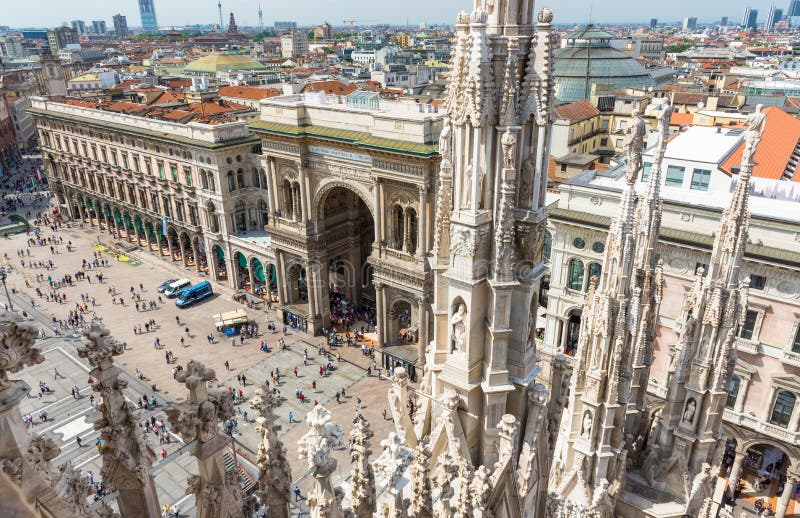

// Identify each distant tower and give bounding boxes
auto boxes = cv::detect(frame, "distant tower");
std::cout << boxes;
[228,12,238,35]
[41,49,67,96]
[258,4,264,33]
[217,1,224,32]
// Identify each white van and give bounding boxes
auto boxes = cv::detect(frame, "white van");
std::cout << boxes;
[164,279,191,298]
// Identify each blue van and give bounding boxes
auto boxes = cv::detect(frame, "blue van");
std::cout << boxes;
[176,281,213,308]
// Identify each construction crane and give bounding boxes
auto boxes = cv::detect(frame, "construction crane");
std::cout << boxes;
[343,19,377,37]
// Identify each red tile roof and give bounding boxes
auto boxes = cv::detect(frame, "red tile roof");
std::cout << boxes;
[218,85,281,101]
[670,112,694,126]
[151,91,186,105]
[554,100,599,123]
[720,107,800,181]
[301,80,357,96]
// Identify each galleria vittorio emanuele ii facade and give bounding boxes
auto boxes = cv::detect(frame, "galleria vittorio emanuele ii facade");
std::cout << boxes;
[3,1,782,517]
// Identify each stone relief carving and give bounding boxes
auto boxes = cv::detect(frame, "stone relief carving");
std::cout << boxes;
[450,227,476,257]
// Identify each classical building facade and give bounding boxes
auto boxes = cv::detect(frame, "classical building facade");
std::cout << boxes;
[248,91,442,349]
[29,96,266,293]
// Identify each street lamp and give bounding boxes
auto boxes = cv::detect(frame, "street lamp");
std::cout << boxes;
[0,267,13,311]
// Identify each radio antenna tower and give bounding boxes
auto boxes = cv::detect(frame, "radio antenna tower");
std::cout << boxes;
[217,1,224,32]
[258,4,264,32]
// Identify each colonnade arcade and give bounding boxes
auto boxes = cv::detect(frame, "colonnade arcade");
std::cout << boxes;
[64,188,208,274]
[721,423,800,518]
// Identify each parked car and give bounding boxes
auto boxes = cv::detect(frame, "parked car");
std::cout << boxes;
[164,279,191,298]
[176,282,213,308]
[157,279,178,293]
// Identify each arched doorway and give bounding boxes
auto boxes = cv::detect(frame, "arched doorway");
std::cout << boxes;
[251,257,266,296]
[564,309,582,357]
[212,244,227,281]
[166,227,180,261]
[179,232,193,267]
[286,263,307,304]
[133,215,145,245]
[195,236,207,273]
[234,251,249,289]
[722,436,796,517]
[112,208,123,237]
[388,299,417,346]
[317,186,375,328]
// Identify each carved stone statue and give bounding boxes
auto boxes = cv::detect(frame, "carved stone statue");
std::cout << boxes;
[450,303,468,352]
[624,101,647,183]
[581,412,593,438]
[501,129,517,170]
[439,117,452,161]
[519,157,536,209]
[686,463,713,515]
[682,399,696,424]
[591,479,615,518]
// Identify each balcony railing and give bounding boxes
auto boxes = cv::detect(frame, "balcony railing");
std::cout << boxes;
[723,408,800,444]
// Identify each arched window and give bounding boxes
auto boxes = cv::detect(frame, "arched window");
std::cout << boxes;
[252,168,260,187]
[567,258,585,291]
[227,171,235,192]
[259,199,269,227]
[408,208,418,254]
[200,170,209,190]
[234,200,247,232]
[726,375,740,409]
[393,205,404,249]
[770,390,796,427]
[236,168,245,189]
[544,231,552,262]
[587,263,602,290]
[207,202,219,232]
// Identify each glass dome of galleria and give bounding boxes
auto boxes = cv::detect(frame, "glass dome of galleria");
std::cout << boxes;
[554,25,655,103]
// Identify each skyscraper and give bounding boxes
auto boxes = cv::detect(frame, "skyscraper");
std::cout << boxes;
[742,7,759,29]
[47,26,78,51]
[91,20,107,35]
[139,0,158,32]
[683,17,698,30]
[650,18,658,29]
[789,0,800,18]
[767,6,784,29]
[112,14,129,37]
[721,16,729,26]
[70,20,86,35]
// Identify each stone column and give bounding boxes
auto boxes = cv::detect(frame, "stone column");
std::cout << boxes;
[179,237,188,267]
[267,157,279,216]
[275,251,287,305]
[765,386,778,421]
[735,377,750,414]
[417,186,427,257]
[166,233,174,261]
[417,297,428,365]
[206,240,219,280]
[248,264,256,292]
[165,361,242,518]
[298,164,308,223]
[308,264,319,321]
[776,475,798,518]
[293,184,302,222]
[727,451,746,498]
[193,240,201,272]
[373,178,383,246]
[77,323,161,518]
[375,283,385,346]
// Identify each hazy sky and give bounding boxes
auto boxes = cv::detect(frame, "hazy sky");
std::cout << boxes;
[4,0,785,28]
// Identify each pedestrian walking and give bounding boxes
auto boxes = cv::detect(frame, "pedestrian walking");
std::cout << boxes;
[53,368,64,379]
[76,436,82,447]
[288,411,294,424]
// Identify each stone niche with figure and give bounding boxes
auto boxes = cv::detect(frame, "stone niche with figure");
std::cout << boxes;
[440,292,488,388]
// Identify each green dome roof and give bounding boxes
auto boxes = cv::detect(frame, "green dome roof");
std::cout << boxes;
[554,25,654,103]
[185,54,266,73]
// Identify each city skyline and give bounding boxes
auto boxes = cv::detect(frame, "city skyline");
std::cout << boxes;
[1,0,793,29]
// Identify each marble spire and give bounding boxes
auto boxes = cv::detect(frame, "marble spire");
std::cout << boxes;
[547,97,668,517]
[649,105,763,511]
[297,405,344,518]
[77,323,160,517]
[249,387,291,518]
